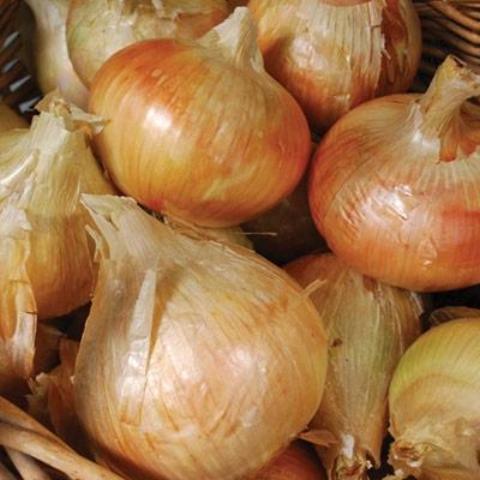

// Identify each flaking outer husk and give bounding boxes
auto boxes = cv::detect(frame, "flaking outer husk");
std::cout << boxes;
[388,319,480,480]
[285,253,423,480]
[75,194,327,480]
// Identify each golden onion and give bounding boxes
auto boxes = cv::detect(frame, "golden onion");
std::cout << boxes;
[89,8,311,227]
[74,194,327,480]
[309,56,480,292]
[67,0,230,87]
[26,0,89,108]
[286,253,422,479]
[248,0,422,132]
[389,318,480,479]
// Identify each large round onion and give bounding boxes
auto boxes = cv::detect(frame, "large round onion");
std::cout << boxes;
[74,194,328,480]
[66,0,230,87]
[309,56,480,292]
[248,0,422,132]
[89,8,311,227]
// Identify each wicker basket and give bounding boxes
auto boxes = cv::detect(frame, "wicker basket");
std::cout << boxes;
[414,0,480,91]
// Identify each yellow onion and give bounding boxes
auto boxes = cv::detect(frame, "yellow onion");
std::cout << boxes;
[74,194,327,480]
[242,174,327,265]
[67,0,230,87]
[0,396,124,480]
[0,94,113,319]
[89,8,311,227]
[0,103,28,132]
[309,56,480,292]
[256,442,326,480]
[388,318,480,480]
[25,0,89,108]
[0,94,113,393]
[248,0,422,132]
[285,253,422,480]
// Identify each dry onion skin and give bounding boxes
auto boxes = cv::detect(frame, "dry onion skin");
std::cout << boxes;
[0,103,28,132]
[25,0,89,108]
[66,0,230,87]
[427,306,480,327]
[0,94,113,321]
[309,56,480,292]
[248,0,422,132]
[89,7,311,228]
[388,318,480,480]
[285,253,422,480]
[256,442,326,480]
[74,194,327,480]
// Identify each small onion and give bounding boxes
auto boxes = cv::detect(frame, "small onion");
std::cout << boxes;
[388,318,480,479]
[66,0,230,87]
[74,194,327,480]
[309,56,480,292]
[242,173,327,265]
[285,253,422,479]
[248,0,422,132]
[89,8,311,227]
[25,0,89,108]
[256,442,326,480]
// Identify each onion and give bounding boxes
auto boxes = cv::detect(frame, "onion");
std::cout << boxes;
[25,0,89,108]
[285,253,422,479]
[248,0,422,132]
[74,194,327,480]
[257,442,326,479]
[388,318,480,479]
[242,174,327,265]
[309,56,480,292]
[67,0,230,87]
[0,103,28,132]
[0,94,113,394]
[89,8,311,227]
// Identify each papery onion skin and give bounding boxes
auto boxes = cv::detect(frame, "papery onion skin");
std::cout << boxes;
[25,0,89,108]
[242,174,328,265]
[248,0,422,132]
[285,253,422,480]
[256,442,326,480]
[74,194,328,480]
[67,0,230,87]
[309,56,480,292]
[0,104,28,132]
[388,318,480,480]
[0,95,114,320]
[89,8,311,227]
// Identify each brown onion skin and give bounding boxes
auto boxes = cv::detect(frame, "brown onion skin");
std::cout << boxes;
[256,442,326,480]
[242,175,328,265]
[248,0,422,132]
[89,29,311,227]
[309,58,480,292]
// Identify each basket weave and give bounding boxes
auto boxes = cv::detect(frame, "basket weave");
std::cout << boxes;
[414,0,480,91]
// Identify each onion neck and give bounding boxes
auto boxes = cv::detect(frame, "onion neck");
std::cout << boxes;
[419,56,480,138]
[199,7,264,72]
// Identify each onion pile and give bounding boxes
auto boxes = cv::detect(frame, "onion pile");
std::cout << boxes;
[1,3,479,480]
